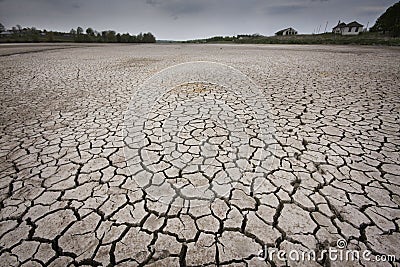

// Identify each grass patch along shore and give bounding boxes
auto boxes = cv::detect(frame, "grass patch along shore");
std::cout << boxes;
[185,32,400,46]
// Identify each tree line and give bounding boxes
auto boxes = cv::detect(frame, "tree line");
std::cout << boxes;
[0,24,156,43]
[69,27,156,43]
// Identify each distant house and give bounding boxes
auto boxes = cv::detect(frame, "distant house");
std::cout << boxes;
[275,27,298,36]
[237,34,263,40]
[237,34,252,40]
[332,21,364,35]
[0,31,13,36]
[332,22,346,34]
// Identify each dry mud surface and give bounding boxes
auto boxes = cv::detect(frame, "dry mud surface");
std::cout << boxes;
[0,44,399,266]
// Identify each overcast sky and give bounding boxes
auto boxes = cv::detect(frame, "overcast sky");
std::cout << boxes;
[0,0,397,40]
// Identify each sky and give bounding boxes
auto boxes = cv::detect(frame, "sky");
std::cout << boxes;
[0,0,397,40]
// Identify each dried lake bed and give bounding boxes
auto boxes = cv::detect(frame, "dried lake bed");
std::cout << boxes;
[0,43,399,266]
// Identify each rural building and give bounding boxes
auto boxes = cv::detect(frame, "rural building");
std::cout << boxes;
[0,31,13,36]
[275,27,298,36]
[332,22,346,34]
[332,21,364,35]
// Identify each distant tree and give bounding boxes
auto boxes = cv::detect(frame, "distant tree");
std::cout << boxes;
[76,26,83,35]
[142,32,156,43]
[12,26,17,33]
[86,27,94,36]
[0,23,5,33]
[16,24,22,32]
[129,34,138,43]
[252,33,262,38]
[100,30,117,42]
[106,30,116,42]
[370,1,400,36]
[70,28,77,35]
[137,32,143,42]
[121,33,130,42]
[46,31,54,42]
[29,27,39,42]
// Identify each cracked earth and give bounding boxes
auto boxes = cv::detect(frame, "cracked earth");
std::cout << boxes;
[0,44,399,266]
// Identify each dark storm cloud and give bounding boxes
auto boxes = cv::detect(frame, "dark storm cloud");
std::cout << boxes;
[71,3,81,9]
[37,0,83,10]
[145,0,208,19]
[0,0,397,40]
[265,3,308,14]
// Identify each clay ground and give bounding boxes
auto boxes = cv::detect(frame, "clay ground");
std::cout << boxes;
[0,43,399,266]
